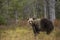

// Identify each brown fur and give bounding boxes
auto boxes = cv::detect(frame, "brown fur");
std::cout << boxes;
[28,18,54,36]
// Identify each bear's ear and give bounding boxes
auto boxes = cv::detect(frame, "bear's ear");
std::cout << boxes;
[33,17,36,20]
[26,18,29,20]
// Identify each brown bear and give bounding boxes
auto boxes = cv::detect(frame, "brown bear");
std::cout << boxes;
[28,18,54,36]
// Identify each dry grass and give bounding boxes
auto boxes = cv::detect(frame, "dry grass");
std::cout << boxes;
[54,19,60,27]
[54,19,60,40]
[0,19,60,40]
[0,26,56,40]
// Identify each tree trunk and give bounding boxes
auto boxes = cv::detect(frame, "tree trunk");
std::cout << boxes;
[43,0,47,18]
[44,0,56,22]
[48,0,56,22]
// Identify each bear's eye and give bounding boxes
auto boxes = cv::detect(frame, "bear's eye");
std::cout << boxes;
[29,20,33,22]
[29,21,33,24]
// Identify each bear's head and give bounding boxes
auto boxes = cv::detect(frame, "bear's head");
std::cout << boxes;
[27,18,34,25]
